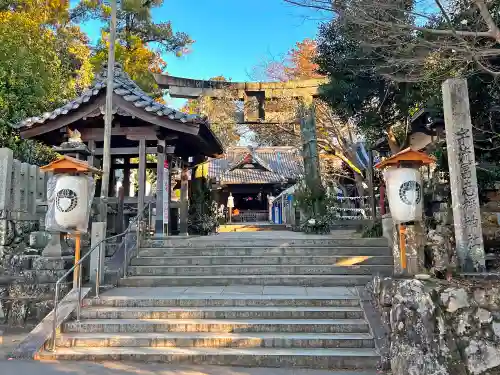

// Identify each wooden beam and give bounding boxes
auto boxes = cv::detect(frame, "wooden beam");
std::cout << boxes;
[94,147,157,156]
[113,95,199,135]
[20,96,106,139]
[112,162,156,169]
[80,126,158,141]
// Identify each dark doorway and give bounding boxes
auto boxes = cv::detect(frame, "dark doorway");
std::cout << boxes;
[234,192,266,211]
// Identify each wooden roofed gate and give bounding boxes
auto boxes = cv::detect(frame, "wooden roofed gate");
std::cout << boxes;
[12,63,224,237]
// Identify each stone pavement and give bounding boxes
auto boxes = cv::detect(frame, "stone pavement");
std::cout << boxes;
[0,360,379,375]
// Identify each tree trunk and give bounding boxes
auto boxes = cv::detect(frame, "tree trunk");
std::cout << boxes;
[354,173,365,197]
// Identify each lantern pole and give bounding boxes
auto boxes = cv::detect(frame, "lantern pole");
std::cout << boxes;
[72,232,81,288]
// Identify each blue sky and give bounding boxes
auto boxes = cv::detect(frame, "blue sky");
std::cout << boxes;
[81,1,324,80]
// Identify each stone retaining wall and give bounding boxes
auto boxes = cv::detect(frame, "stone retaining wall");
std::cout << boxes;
[0,254,73,326]
[369,276,500,375]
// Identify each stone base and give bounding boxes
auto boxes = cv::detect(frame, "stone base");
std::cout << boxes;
[42,233,62,257]
[381,214,393,245]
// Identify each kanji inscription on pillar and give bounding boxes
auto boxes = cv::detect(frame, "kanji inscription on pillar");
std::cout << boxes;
[442,78,485,271]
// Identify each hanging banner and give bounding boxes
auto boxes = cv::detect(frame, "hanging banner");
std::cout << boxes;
[163,159,170,232]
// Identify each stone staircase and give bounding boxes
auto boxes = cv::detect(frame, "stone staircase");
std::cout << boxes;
[38,232,391,370]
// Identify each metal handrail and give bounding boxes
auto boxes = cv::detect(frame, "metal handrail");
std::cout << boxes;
[49,201,153,352]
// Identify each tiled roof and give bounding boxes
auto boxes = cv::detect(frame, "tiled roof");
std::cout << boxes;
[209,146,303,185]
[13,64,205,130]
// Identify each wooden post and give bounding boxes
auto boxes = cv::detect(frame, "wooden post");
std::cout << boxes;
[138,139,146,220]
[399,224,407,271]
[116,186,124,233]
[100,0,117,206]
[123,158,131,197]
[155,140,165,236]
[163,155,171,235]
[73,232,81,288]
[87,140,96,170]
[179,166,189,235]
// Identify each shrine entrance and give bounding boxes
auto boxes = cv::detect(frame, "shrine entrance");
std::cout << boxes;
[206,146,302,223]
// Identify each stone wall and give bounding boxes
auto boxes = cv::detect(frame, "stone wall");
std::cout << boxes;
[369,276,500,375]
[0,148,75,326]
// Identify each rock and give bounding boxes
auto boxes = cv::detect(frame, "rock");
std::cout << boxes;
[464,339,500,375]
[370,277,500,375]
[441,288,470,312]
[473,289,487,306]
[28,231,50,249]
[476,308,492,324]
[391,342,450,375]
[380,278,394,307]
[456,311,473,336]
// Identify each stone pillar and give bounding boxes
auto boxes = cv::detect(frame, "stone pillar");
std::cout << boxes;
[19,163,30,216]
[392,224,402,274]
[0,149,13,256]
[42,232,62,257]
[90,222,106,285]
[442,78,485,271]
[405,223,425,275]
[28,165,38,217]
[179,166,189,235]
[155,140,165,236]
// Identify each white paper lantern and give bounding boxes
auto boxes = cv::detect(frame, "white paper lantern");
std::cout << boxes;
[54,175,90,229]
[384,167,423,223]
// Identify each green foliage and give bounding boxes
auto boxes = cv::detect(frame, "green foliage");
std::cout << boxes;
[91,32,167,99]
[293,181,326,217]
[188,177,219,235]
[360,221,383,238]
[180,76,240,148]
[0,8,90,165]
[116,0,192,54]
[315,20,413,146]
[299,216,331,234]
[315,0,500,167]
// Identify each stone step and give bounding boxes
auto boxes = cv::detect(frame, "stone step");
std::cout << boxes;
[143,238,388,248]
[85,293,361,308]
[139,246,390,257]
[77,306,365,320]
[56,331,374,349]
[63,318,370,334]
[118,275,376,287]
[37,346,379,369]
[127,264,392,277]
[131,255,393,266]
